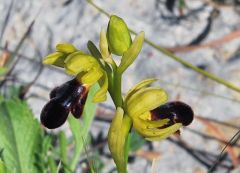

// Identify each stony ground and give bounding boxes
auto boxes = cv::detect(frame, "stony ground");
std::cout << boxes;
[1,0,240,172]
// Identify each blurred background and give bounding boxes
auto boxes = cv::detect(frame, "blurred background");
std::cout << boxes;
[1,0,240,172]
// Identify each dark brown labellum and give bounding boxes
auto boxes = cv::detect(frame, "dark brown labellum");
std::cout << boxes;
[71,87,88,118]
[49,86,59,99]
[40,78,88,129]
[151,101,194,127]
[40,98,70,129]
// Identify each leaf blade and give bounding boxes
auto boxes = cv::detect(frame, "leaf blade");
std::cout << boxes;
[0,98,42,173]
[68,84,99,170]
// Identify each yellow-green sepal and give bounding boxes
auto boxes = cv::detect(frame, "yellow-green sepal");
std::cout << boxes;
[133,117,170,129]
[108,107,132,173]
[93,71,108,103]
[56,43,77,54]
[125,78,157,103]
[126,87,168,118]
[100,28,110,60]
[42,52,65,67]
[87,40,113,74]
[144,123,182,141]
[64,52,100,75]
[100,29,115,65]
[80,67,103,85]
[107,15,132,56]
[134,122,182,141]
[118,32,145,74]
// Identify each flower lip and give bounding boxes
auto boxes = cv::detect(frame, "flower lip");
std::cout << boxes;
[151,101,194,127]
[71,87,88,118]
[40,98,70,129]
[41,78,88,129]
[49,79,83,100]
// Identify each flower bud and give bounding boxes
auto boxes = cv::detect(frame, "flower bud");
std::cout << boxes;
[107,15,132,56]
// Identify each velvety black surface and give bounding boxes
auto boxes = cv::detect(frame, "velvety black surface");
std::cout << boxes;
[40,78,88,129]
[151,101,194,127]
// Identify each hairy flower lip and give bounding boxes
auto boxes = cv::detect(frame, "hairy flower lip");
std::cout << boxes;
[40,98,70,129]
[70,86,88,118]
[151,101,194,127]
[40,78,89,129]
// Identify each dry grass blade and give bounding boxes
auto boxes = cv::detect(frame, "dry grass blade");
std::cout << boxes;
[135,150,161,161]
[0,0,14,44]
[197,118,239,170]
[196,116,240,129]
[0,43,10,67]
[208,129,240,172]
[167,29,240,53]
[5,20,35,67]
[151,158,158,173]
[0,20,35,88]
[158,79,240,104]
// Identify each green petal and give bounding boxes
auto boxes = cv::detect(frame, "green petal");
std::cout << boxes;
[144,124,182,141]
[93,71,108,103]
[125,78,157,103]
[134,123,182,140]
[64,52,99,75]
[99,29,116,66]
[107,15,132,56]
[126,87,168,118]
[81,67,103,85]
[56,43,77,54]
[100,28,110,59]
[133,117,170,129]
[118,31,145,74]
[42,52,65,67]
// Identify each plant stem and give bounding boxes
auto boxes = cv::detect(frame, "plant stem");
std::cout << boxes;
[87,0,240,93]
[112,70,123,108]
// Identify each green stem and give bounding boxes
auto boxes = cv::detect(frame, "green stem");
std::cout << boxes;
[112,70,123,108]
[87,0,240,93]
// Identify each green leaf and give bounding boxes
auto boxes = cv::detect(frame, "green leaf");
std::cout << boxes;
[35,135,53,173]
[129,131,146,152]
[87,41,103,60]
[0,98,43,173]
[59,131,70,173]
[68,84,99,170]
[0,160,6,173]
[48,157,57,173]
